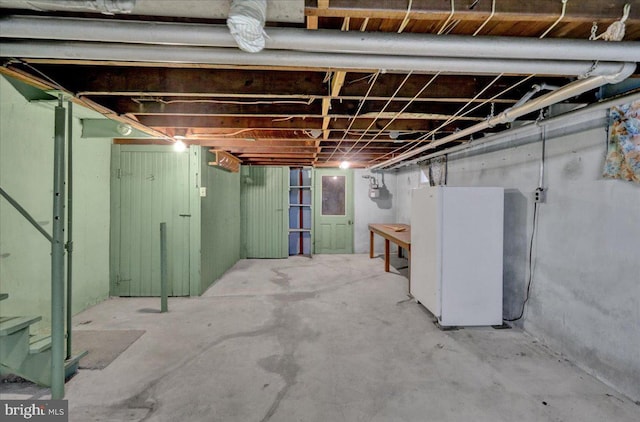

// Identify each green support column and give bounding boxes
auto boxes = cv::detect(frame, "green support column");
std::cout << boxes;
[51,97,66,399]
[160,222,168,313]
[66,101,73,360]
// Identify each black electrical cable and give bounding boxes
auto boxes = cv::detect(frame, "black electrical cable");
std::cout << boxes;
[505,200,539,322]
[505,110,547,323]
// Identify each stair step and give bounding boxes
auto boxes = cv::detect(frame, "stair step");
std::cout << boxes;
[0,316,42,336]
[29,334,52,354]
[65,350,89,380]
[0,293,8,301]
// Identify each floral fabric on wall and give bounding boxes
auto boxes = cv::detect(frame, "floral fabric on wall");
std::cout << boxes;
[603,100,640,183]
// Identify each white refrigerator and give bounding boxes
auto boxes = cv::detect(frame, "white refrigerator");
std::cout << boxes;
[410,186,504,327]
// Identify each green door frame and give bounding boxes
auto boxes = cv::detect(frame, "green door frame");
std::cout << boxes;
[313,168,354,254]
[110,145,201,296]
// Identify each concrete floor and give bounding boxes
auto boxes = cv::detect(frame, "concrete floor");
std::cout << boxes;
[1,254,638,421]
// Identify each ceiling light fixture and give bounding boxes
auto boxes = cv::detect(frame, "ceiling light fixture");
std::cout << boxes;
[309,129,322,138]
[173,140,187,152]
[339,161,350,169]
[116,122,132,136]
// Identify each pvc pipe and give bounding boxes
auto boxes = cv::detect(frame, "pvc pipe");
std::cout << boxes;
[0,40,631,77]
[370,62,636,169]
[1,15,639,62]
[51,97,66,400]
[512,84,559,108]
[400,90,640,168]
[394,90,640,168]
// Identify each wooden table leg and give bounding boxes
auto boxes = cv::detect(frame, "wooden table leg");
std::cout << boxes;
[369,230,374,258]
[397,246,403,258]
[384,239,390,272]
[407,249,411,295]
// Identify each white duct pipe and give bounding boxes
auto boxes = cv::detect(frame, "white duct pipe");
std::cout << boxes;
[1,15,639,62]
[0,40,632,78]
[0,0,135,14]
[369,62,637,170]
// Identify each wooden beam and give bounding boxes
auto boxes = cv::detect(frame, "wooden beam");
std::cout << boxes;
[30,65,546,101]
[237,153,316,158]
[140,115,323,129]
[200,139,317,148]
[87,98,498,121]
[314,161,368,168]
[33,65,329,97]
[331,71,347,97]
[141,115,472,132]
[318,152,384,159]
[307,15,319,30]
[305,0,640,23]
[318,70,348,162]
[340,73,548,100]
[99,98,321,115]
[212,147,319,154]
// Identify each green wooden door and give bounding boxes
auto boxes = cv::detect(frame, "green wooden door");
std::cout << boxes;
[240,166,289,258]
[111,146,191,296]
[313,169,354,254]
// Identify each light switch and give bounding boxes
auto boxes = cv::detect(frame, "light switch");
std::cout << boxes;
[199,187,207,197]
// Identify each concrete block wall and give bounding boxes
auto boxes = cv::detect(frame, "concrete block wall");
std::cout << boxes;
[0,76,111,333]
[396,115,640,401]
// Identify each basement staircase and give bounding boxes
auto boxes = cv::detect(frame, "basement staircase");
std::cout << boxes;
[0,293,87,386]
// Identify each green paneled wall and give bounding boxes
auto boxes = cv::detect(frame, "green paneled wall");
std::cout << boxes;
[240,166,289,258]
[200,150,241,292]
[0,76,111,333]
[110,146,191,297]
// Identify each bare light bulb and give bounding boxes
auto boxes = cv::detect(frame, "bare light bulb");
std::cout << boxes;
[339,161,350,169]
[173,140,186,152]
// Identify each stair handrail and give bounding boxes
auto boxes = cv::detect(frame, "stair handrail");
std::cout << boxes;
[0,186,53,243]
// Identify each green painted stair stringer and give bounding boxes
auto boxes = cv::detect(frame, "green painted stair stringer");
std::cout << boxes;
[0,308,87,387]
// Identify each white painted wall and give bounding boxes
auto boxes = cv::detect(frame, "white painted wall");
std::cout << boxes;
[353,169,398,254]
[395,168,423,224]
[0,76,111,333]
[396,108,640,401]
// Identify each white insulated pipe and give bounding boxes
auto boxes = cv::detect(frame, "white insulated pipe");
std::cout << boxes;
[0,0,135,14]
[0,40,632,78]
[369,62,637,170]
[1,15,639,63]
[393,91,640,170]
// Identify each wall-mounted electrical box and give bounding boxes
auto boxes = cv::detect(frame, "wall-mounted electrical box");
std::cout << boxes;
[364,174,380,199]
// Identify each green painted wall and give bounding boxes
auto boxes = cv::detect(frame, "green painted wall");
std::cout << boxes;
[200,149,241,292]
[0,76,111,334]
[240,166,289,258]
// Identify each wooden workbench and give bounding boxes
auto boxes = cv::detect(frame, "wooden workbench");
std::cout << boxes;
[368,223,411,275]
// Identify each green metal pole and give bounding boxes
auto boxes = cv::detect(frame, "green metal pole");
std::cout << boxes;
[160,222,168,313]
[51,96,66,399]
[66,101,73,360]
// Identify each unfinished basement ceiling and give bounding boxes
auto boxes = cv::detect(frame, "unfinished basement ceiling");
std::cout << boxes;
[1,0,639,168]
